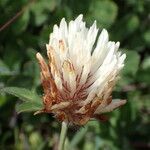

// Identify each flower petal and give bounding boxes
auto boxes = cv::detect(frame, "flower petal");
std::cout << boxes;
[95,99,127,114]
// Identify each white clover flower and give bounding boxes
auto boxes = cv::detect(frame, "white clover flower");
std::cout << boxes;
[36,14,126,125]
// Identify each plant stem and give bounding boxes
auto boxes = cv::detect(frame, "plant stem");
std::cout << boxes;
[58,121,68,150]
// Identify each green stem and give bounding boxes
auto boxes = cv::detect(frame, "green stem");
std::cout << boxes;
[58,121,68,150]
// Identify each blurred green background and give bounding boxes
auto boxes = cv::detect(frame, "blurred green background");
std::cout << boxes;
[0,0,150,149]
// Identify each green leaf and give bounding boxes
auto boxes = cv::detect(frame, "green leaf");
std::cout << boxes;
[30,0,57,26]
[0,87,43,113]
[122,50,140,76]
[141,56,150,70]
[88,0,118,28]
[143,30,150,46]
[29,132,45,150]
[16,101,43,113]
[0,59,12,76]
[0,95,7,107]
[136,56,150,84]
[111,14,139,41]
[12,9,30,34]
[117,50,140,86]
[0,87,42,104]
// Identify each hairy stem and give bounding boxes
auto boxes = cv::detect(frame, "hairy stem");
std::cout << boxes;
[58,121,68,150]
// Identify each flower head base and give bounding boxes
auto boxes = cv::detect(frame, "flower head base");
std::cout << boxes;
[36,15,126,125]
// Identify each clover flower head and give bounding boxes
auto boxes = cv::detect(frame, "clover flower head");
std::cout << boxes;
[36,14,126,125]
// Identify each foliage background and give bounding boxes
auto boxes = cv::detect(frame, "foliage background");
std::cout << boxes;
[0,0,149,149]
